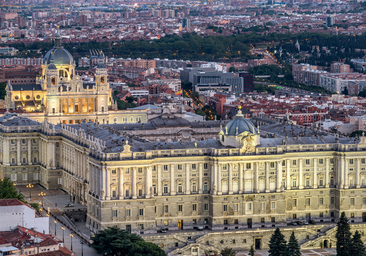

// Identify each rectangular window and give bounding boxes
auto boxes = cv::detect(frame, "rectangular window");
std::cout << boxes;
[164,205,169,213]
[223,205,228,212]
[204,203,209,211]
[351,198,355,206]
[178,205,183,212]
[282,160,286,166]
[247,203,252,211]
[292,180,297,187]
[193,219,197,224]
[351,213,355,218]
[192,204,197,211]
[350,159,354,165]
[204,163,208,169]
[139,208,144,216]
[192,183,197,192]
[112,210,118,218]
[234,203,238,212]
[330,158,334,164]
[305,198,311,206]
[292,199,297,207]
[261,217,265,223]
[270,162,275,168]
[271,202,276,210]
[33,173,39,180]
[57,178,62,185]
[293,214,297,219]
[246,163,251,169]
[363,198,366,205]
[223,164,227,170]
[125,168,129,174]
[293,160,297,166]
[362,159,365,164]
[178,164,182,170]
[319,198,324,205]
[318,159,323,164]
[331,197,335,205]
[163,186,168,194]
[23,173,27,180]
[261,202,265,211]
[112,169,116,174]
[320,212,324,218]
[306,159,310,165]
[192,164,196,169]
[138,167,143,173]
[11,173,17,181]
[126,209,131,217]
[138,189,142,197]
[163,165,168,171]
[125,190,130,197]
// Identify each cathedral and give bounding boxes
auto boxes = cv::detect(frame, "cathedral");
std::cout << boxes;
[4,28,147,125]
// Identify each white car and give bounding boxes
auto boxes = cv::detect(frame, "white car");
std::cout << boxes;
[196,226,204,231]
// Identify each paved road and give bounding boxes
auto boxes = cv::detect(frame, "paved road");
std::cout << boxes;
[49,215,100,256]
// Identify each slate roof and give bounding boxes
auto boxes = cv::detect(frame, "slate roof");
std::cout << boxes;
[11,84,42,91]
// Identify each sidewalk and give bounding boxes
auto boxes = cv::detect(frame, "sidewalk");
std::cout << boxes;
[236,248,336,256]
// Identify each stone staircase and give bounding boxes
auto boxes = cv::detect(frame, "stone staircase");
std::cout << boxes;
[168,232,219,256]
[301,225,337,249]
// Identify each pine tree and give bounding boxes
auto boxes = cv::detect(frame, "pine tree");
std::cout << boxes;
[349,231,366,256]
[249,245,255,256]
[287,231,301,256]
[268,228,287,256]
[336,212,351,256]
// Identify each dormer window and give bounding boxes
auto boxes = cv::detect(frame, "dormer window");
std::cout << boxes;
[221,134,225,142]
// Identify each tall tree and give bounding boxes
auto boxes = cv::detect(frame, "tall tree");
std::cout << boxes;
[336,212,351,256]
[349,230,366,256]
[91,227,166,256]
[220,247,236,256]
[287,231,301,256]
[0,178,25,202]
[268,228,287,256]
[248,245,255,256]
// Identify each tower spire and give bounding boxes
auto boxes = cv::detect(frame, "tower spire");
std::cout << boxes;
[55,26,62,48]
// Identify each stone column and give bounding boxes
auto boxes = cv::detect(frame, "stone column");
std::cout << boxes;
[73,99,76,113]
[344,157,348,189]
[286,159,291,190]
[254,162,259,193]
[3,138,9,165]
[313,159,317,188]
[325,158,330,188]
[265,162,270,193]
[299,159,303,189]
[101,166,105,200]
[339,157,344,188]
[146,167,151,198]
[67,98,69,113]
[228,163,233,195]
[276,161,282,192]
[132,167,137,199]
[199,163,203,194]
[157,165,162,196]
[185,163,190,195]
[119,168,123,199]
[356,158,361,188]
[28,139,32,165]
[239,163,243,194]
[17,139,21,165]
[211,162,217,195]
[87,98,89,113]
[105,167,110,200]
[217,164,222,195]
[170,164,175,196]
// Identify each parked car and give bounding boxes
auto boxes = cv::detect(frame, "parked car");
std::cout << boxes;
[196,226,204,231]
[303,221,309,225]
[64,203,74,207]
[296,221,304,225]
[309,220,316,224]
[159,228,167,233]
[290,222,298,226]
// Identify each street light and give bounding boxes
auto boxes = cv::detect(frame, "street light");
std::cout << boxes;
[38,192,46,207]
[26,183,34,199]
[62,227,65,243]
[54,220,57,236]
[70,233,74,251]
[80,241,84,256]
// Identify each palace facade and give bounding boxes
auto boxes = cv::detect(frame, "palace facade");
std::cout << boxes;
[4,29,147,125]
[1,108,366,254]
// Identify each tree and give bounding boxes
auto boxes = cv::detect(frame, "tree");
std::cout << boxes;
[0,178,26,202]
[349,230,366,256]
[336,212,351,256]
[268,228,287,256]
[248,245,255,256]
[91,227,166,256]
[287,231,301,256]
[220,247,236,256]
[358,89,366,97]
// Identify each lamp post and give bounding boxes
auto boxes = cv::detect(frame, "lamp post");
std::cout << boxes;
[80,241,84,256]
[54,220,57,236]
[70,233,73,251]
[62,227,65,243]
[26,183,34,200]
[38,192,46,207]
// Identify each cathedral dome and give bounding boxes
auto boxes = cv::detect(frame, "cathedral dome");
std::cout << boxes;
[223,108,259,136]
[44,48,73,65]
